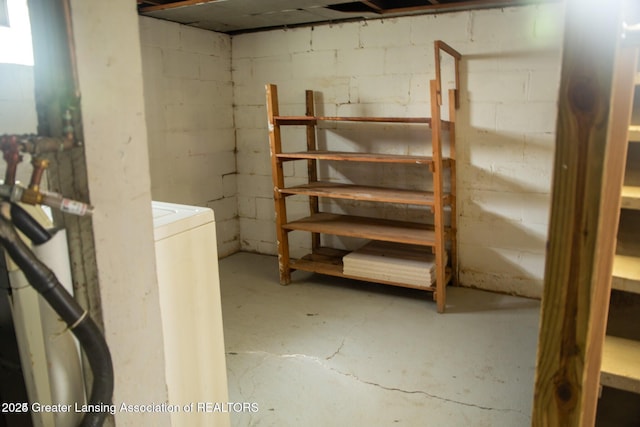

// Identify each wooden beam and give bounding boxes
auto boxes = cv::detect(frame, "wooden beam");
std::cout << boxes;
[138,0,220,13]
[531,0,634,426]
[359,1,384,13]
[381,0,561,15]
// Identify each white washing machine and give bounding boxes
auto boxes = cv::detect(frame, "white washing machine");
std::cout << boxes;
[152,201,230,427]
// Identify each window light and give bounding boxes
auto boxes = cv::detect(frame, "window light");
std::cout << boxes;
[0,0,33,66]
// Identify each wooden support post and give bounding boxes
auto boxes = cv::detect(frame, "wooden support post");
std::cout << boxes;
[434,40,461,108]
[448,88,458,286]
[532,1,634,425]
[266,84,292,284]
[430,79,446,313]
[305,90,321,251]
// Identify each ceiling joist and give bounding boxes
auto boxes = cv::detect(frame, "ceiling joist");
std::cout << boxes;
[137,0,559,34]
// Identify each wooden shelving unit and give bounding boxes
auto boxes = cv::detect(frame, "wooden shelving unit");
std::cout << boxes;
[601,336,640,394]
[600,66,640,395]
[265,40,460,313]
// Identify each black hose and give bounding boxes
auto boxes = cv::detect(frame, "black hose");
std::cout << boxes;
[0,211,113,427]
[41,284,113,427]
[10,203,52,245]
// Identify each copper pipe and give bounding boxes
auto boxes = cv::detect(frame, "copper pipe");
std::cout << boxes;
[1,135,23,186]
[29,158,50,191]
[0,134,76,155]
[31,135,76,154]
[62,0,81,98]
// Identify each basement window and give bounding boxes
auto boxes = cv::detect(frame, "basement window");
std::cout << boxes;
[0,0,8,27]
[0,0,33,65]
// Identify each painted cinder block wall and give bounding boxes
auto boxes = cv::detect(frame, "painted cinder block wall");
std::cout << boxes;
[136,5,562,298]
[232,4,564,298]
[5,5,564,299]
[139,17,240,257]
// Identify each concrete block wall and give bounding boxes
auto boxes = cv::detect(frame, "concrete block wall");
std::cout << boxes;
[138,17,239,257]
[1,6,563,297]
[232,4,565,297]
[71,1,171,422]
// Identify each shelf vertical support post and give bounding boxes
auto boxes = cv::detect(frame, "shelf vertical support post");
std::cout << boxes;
[448,88,458,286]
[430,79,446,313]
[305,89,321,251]
[434,40,461,108]
[531,0,634,424]
[266,84,292,284]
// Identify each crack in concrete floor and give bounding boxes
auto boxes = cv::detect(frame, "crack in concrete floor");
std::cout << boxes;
[325,337,346,360]
[227,349,525,415]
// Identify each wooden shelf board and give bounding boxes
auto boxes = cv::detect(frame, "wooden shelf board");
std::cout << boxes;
[621,185,640,210]
[283,213,445,247]
[266,81,457,311]
[600,335,640,394]
[629,125,640,142]
[276,150,449,166]
[273,117,317,125]
[616,211,640,257]
[612,254,640,294]
[290,247,451,292]
[280,181,448,206]
[274,115,452,130]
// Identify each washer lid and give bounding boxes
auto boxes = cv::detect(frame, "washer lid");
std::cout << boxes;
[151,201,214,241]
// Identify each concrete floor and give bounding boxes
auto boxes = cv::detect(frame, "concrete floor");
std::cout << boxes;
[219,252,541,427]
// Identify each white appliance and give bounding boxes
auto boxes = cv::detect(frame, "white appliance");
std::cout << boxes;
[6,206,85,427]
[152,201,230,427]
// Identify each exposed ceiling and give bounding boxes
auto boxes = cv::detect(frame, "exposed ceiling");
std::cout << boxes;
[137,0,556,34]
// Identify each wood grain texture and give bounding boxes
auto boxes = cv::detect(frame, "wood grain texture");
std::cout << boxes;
[266,84,292,284]
[274,115,452,130]
[283,212,442,246]
[274,115,426,123]
[290,247,447,292]
[448,88,459,285]
[434,40,461,108]
[430,79,446,313]
[600,335,640,393]
[265,53,459,306]
[276,150,442,165]
[279,181,447,206]
[306,90,321,251]
[531,1,634,425]
[582,43,638,426]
